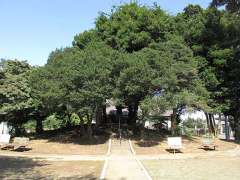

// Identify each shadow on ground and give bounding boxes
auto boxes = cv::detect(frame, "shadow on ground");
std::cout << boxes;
[0,156,100,179]
[132,128,201,147]
[28,125,111,145]
[0,156,48,179]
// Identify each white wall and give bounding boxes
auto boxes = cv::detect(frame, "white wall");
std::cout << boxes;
[0,122,10,134]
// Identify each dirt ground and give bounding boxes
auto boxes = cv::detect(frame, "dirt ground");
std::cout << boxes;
[0,156,103,179]
[0,129,109,155]
[24,139,108,155]
[143,157,240,180]
[132,136,237,154]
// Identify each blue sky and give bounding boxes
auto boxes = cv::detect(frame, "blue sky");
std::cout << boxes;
[0,0,211,66]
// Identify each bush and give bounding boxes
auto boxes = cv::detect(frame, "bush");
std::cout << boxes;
[43,114,64,130]
[23,120,36,133]
[70,113,81,125]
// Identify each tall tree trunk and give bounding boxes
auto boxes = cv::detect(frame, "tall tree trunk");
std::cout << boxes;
[79,115,86,137]
[171,108,177,136]
[209,113,216,136]
[234,113,240,142]
[132,103,139,125]
[36,116,43,135]
[87,113,93,139]
[128,104,133,124]
[102,104,107,123]
[128,102,139,125]
[217,114,222,136]
[95,106,103,128]
[205,112,211,134]
[14,112,25,136]
[224,115,230,140]
[14,124,23,136]
[66,113,72,128]
[212,114,217,136]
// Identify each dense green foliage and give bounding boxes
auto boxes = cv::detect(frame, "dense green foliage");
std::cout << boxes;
[1,2,240,140]
[0,60,35,135]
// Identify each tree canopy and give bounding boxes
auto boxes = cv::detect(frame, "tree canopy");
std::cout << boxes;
[1,2,240,140]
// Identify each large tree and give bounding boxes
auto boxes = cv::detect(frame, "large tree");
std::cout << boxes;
[95,2,174,52]
[0,59,34,135]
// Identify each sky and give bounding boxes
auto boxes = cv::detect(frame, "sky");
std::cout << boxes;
[0,0,212,66]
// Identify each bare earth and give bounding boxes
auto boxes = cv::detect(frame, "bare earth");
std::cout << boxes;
[0,156,103,179]
[0,140,107,156]
[133,136,237,155]
[143,157,240,180]
[27,139,108,155]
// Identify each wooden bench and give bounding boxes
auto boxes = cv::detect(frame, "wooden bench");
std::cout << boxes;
[1,137,30,151]
[201,137,218,150]
[167,137,183,154]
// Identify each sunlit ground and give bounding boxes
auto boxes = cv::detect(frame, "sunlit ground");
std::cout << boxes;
[143,157,240,180]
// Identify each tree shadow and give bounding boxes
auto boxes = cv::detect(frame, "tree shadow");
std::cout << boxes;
[29,125,110,145]
[132,129,200,147]
[57,174,99,180]
[131,128,167,147]
[0,157,100,179]
[135,140,160,147]
[0,156,49,179]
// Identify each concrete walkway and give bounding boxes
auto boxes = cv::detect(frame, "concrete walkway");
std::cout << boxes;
[104,138,149,180]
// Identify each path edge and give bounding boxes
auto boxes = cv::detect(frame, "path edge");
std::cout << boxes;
[107,138,112,156]
[100,157,108,180]
[129,139,152,180]
[100,138,111,180]
[129,139,136,155]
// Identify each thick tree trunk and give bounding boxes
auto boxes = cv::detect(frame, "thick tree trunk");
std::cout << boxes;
[14,113,25,136]
[66,113,72,128]
[205,113,216,136]
[87,124,93,139]
[234,113,240,142]
[212,114,217,136]
[79,116,86,137]
[171,108,177,136]
[128,103,138,125]
[95,106,103,128]
[217,114,222,136]
[128,104,133,124]
[14,124,24,136]
[224,115,230,140]
[204,112,211,135]
[102,104,107,123]
[36,117,43,135]
[132,103,138,125]
[209,113,216,136]
[140,124,145,140]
